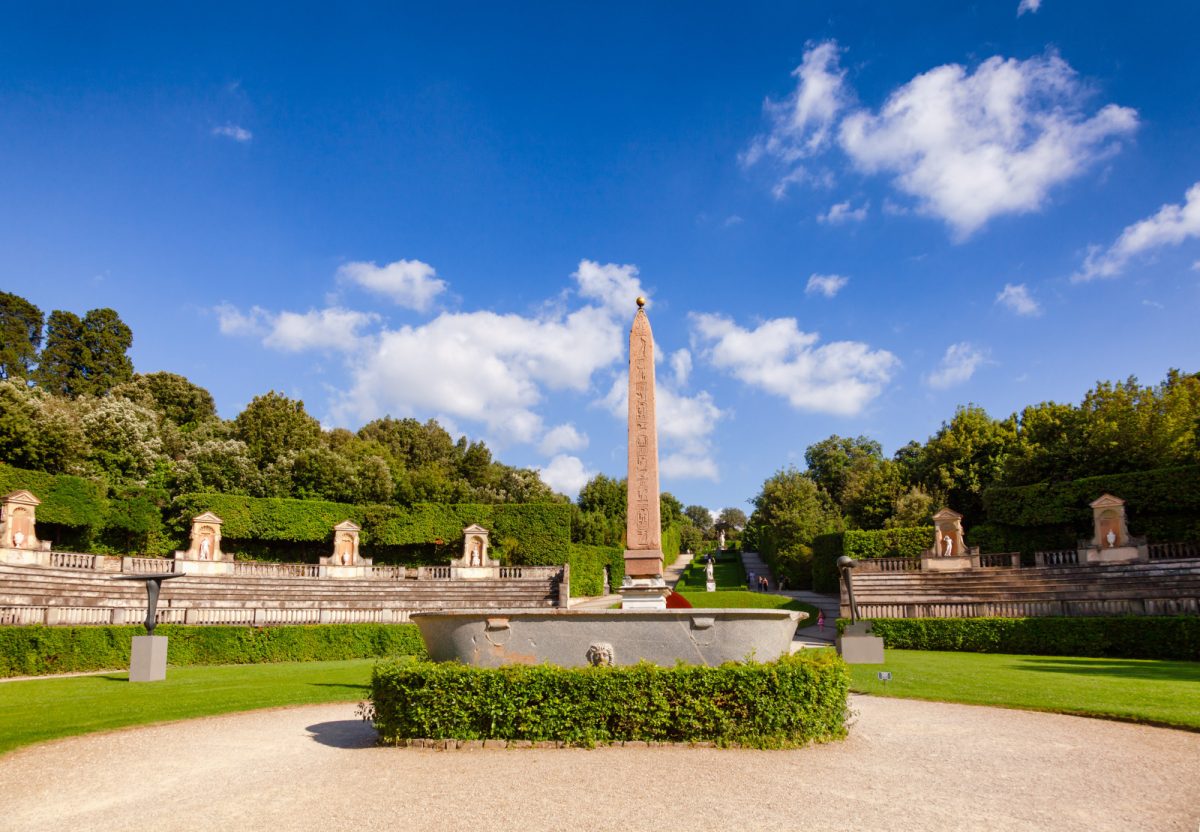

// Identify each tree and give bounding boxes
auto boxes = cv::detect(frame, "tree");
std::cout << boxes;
[841,457,903,530]
[660,491,684,531]
[80,397,165,484]
[35,307,133,397]
[577,474,626,520]
[114,372,217,429]
[683,504,714,534]
[357,417,457,471]
[0,292,43,380]
[233,391,322,466]
[716,507,747,530]
[803,435,884,506]
[748,467,838,588]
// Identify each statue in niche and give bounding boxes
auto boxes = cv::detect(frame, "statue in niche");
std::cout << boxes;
[469,537,482,566]
[198,536,211,561]
[941,534,954,557]
[12,530,24,549]
[1106,529,1117,548]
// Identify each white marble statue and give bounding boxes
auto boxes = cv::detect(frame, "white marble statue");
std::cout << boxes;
[942,534,954,557]
[705,560,714,581]
[1106,529,1117,548]
[198,537,211,560]
[12,530,24,549]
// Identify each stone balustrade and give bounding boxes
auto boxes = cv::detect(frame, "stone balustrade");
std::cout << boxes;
[0,605,416,627]
[1148,541,1200,561]
[1035,549,1080,566]
[978,552,1021,568]
[855,558,922,573]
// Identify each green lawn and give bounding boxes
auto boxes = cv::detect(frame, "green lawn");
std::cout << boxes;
[676,554,745,590]
[846,649,1200,729]
[678,589,819,628]
[0,659,376,755]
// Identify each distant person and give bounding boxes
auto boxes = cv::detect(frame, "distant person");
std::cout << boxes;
[748,571,756,590]
[818,610,825,632]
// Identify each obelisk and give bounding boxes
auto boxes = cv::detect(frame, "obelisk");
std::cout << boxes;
[621,297,669,609]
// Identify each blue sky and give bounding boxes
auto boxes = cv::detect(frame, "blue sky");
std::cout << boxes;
[4,2,1199,511]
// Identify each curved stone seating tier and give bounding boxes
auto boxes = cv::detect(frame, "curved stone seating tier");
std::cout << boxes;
[840,560,1200,619]
[0,562,563,627]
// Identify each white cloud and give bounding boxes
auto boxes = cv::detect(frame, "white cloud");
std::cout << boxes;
[338,259,447,311]
[670,349,692,387]
[839,52,1138,238]
[722,214,744,228]
[818,201,868,224]
[806,273,849,298]
[691,313,898,415]
[214,303,269,336]
[539,423,589,456]
[212,124,252,142]
[747,43,1137,238]
[538,455,593,497]
[925,342,987,389]
[263,307,379,353]
[743,40,850,176]
[995,283,1042,316]
[1074,181,1200,282]
[573,260,649,315]
[661,452,719,481]
[1017,0,1042,15]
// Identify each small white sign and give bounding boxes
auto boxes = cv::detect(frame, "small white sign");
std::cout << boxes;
[877,671,892,681]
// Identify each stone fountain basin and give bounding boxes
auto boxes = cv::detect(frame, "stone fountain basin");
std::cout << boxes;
[411,608,806,668]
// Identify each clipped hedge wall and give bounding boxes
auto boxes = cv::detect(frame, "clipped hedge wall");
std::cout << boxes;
[841,617,1200,661]
[370,652,849,748]
[982,465,1200,551]
[809,527,933,595]
[0,623,427,678]
[565,543,624,597]
[0,463,108,529]
[172,494,572,565]
[811,533,843,595]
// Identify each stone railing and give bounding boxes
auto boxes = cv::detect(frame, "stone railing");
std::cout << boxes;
[1147,541,1200,561]
[977,552,1020,568]
[855,597,1199,619]
[123,557,175,574]
[49,551,103,571]
[855,558,921,573]
[1035,549,1080,567]
[366,566,409,580]
[419,566,452,580]
[0,605,415,627]
[231,561,321,579]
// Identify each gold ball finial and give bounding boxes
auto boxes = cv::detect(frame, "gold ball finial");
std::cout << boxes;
[636,296,646,308]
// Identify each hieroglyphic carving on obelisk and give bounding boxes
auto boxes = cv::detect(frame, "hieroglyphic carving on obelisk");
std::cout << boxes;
[625,297,663,579]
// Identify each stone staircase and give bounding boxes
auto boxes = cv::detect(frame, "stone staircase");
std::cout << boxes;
[739,550,775,590]
[842,559,1200,618]
[0,562,561,626]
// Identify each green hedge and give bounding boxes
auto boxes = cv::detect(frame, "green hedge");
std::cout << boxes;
[811,533,843,595]
[370,652,849,748]
[172,494,572,564]
[839,617,1200,661]
[0,623,427,677]
[983,465,1200,549]
[809,527,932,595]
[565,543,624,596]
[0,463,108,529]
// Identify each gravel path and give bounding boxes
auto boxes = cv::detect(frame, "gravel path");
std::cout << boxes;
[1,695,1197,831]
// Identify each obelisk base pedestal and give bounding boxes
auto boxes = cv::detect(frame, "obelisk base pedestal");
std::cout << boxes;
[620,576,670,610]
[130,635,169,682]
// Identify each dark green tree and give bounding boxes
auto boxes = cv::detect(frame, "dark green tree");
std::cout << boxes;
[716,506,747,530]
[34,307,133,397]
[803,435,884,506]
[233,391,322,466]
[683,504,714,533]
[0,292,43,380]
[114,372,217,429]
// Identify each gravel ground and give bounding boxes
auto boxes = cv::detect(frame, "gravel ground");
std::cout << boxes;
[1,695,1197,832]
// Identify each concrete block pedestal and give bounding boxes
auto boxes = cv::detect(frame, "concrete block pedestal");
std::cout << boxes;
[130,635,169,682]
[837,622,885,664]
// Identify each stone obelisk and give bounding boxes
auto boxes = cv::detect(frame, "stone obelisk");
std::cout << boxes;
[621,297,669,609]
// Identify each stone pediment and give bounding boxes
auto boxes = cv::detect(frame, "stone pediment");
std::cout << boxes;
[1090,493,1125,509]
[191,511,224,524]
[1,490,40,506]
[334,520,361,532]
[932,508,962,521]
[462,524,489,534]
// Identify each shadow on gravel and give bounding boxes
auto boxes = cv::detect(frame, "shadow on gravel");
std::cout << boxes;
[307,719,378,749]
[1014,657,1200,683]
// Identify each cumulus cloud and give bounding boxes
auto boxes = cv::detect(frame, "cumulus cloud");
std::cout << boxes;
[539,423,589,456]
[747,42,1138,237]
[670,349,692,387]
[818,201,868,224]
[1017,0,1042,15]
[538,454,593,497]
[995,283,1042,316]
[214,303,269,336]
[925,342,987,389]
[212,124,252,142]
[264,308,379,353]
[691,313,898,415]
[338,259,447,311]
[1074,181,1200,282]
[573,260,649,316]
[806,273,849,298]
[743,40,850,175]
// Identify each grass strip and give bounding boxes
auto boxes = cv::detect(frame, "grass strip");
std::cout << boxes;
[846,648,1200,730]
[0,658,377,755]
[678,590,818,628]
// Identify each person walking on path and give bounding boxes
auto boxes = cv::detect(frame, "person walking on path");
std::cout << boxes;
[818,610,825,632]
[748,571,756,590]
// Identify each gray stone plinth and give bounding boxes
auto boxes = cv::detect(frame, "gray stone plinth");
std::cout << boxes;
[920,555,972,572]
[837,622,885,664]
[130,635,168,682]
[705,580,716,592]
[412,608,805,668]
[619,576,669,610]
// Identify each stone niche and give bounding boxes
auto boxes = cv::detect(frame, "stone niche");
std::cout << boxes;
[451,524,498,578]
[920,508,977,572]
[0,490,51,563]
[1084,494,1141,564]
[172,512,233,575]
[320,520,372,571]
